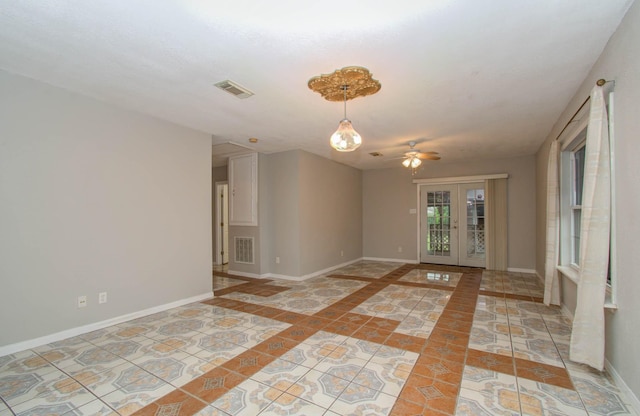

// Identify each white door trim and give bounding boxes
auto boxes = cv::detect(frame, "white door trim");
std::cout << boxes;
[413,173,508,185]
[458,183,487,268]
[419,184,460,265]
[417,182,488,267]
[215,181,229,265]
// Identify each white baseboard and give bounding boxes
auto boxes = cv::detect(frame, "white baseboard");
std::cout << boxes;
[0,292,213,357]
[561,303,574,320]
[297,258,364,280]
[605,359,640,414]
[507,267,537,274]
[231,258,366,282]
[226,270,269,279]
[262,272,307,282]
[361,257,418,264]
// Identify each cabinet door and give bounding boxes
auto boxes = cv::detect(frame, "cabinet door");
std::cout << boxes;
[229,153,258,226]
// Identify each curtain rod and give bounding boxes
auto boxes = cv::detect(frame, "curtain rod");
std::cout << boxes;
[552,78,612,142]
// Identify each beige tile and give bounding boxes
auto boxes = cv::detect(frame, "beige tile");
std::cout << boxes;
[285,369,348,409]
[329,383,396,415]
[4,262,635,416]
[517,378,587,416]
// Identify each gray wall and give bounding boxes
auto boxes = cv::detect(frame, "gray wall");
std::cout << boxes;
[227,150,362,278]
[0,70,212,347]
[363,155,536,270]
[265,151,301,276]
[362,168,421,261]
[299,151,363,276]
[535,0,640,398]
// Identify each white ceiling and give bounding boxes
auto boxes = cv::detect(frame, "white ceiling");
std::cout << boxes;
[0,0,633,169]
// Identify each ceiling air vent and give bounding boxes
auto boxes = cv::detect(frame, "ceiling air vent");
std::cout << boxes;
[214,80,254,99]
[369,152,383,157]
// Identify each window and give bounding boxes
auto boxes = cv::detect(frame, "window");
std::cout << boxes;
[560,127,587,272]
[570,141,585,266]
[557,90,616,307]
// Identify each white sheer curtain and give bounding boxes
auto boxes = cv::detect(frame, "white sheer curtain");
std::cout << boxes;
[544,140,561,306]
[570,85,611,371]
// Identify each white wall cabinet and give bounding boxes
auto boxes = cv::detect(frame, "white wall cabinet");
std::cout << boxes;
[228,153,258,226]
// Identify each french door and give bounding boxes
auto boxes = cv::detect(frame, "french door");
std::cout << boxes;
[419,183,486,267]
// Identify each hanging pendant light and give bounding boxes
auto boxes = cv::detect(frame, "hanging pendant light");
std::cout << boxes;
[330,86,361,152]
[308,66,380,152]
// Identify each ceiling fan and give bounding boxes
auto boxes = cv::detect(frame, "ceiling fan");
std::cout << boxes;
[401,141,440,171]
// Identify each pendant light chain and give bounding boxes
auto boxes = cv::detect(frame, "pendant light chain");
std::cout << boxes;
[329,83,362,152]
[343,85,347,119]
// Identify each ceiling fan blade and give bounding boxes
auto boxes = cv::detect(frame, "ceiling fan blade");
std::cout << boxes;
[417,154,441,160]
[374,146,441,162]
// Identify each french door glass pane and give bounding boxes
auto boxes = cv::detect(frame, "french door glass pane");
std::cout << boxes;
[465,188,485,259]
[426,191,451,256]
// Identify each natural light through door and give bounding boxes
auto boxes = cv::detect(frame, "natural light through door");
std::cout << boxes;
[420,183,486,267]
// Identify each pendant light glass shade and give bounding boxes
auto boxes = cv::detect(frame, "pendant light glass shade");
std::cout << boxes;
[330,118,361,152]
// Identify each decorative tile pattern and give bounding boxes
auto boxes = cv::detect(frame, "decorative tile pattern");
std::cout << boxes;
[69,399,118,415]
[285,369,348,409]
[9,376,96,416]
[2,262,638,416]
[329,383,396,415]
[571,373,636,416]
[517,377,587,415]
[399,270,462,287]
[74,362,147,398]
[458,365,520,415]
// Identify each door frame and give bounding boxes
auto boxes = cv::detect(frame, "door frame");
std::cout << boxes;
[419,183,460,266]
[414,174,508,267]
[215,181,229,265]
[457,182,487,268]
[418,183,485,267]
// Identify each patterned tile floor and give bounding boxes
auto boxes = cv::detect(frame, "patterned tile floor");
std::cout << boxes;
[1,261,637,415]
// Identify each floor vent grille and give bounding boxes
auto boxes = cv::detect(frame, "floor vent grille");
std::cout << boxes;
[234,237,254,264]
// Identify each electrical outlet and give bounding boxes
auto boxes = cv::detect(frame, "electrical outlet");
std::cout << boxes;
[275,257,280,264]
[340,250,344,257]
[398,246,403,253]
[77,296,87,308]
[99,292,107,304]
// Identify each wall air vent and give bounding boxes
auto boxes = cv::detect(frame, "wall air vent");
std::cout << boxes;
[214,80,254,99]
[234,237,254,264]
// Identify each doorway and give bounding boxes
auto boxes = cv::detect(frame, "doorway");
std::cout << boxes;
[419,183,486,267]
[215,182,229,265]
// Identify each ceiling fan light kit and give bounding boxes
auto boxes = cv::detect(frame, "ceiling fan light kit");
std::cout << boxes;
[402,155,422,169]
[308,66,380,152]
[400,140,440,174]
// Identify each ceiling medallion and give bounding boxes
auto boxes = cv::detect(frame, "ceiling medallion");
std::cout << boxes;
[309,66,380,152]
[308,66,381,101]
